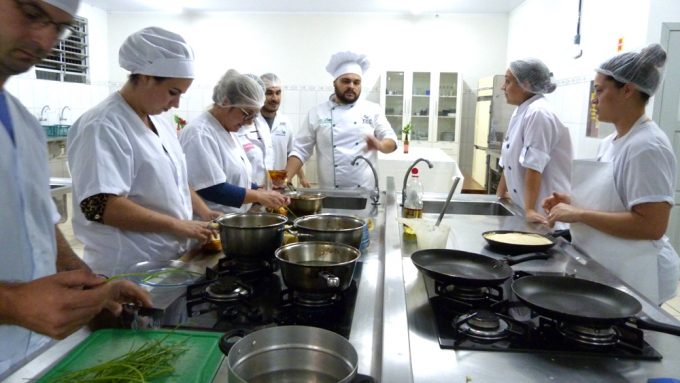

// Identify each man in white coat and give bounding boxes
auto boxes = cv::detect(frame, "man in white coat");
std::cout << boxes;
[0,0,151,378]
[258,73,309,187]
[286,51,398,189]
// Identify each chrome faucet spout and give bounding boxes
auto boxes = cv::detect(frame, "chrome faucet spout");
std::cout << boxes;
[351,155,380,205]
[59,106,70,124]
[402,158,433,206]
[39,105,50,122]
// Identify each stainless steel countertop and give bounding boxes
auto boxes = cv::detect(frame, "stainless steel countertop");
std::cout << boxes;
[384,191,680,383]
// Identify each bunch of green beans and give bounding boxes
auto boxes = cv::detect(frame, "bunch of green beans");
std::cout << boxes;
[49,336,189,383]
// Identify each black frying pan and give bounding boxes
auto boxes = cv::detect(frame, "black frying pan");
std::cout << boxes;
[482,229,570,255]
[411,249,550,287]
[512,275,680,336]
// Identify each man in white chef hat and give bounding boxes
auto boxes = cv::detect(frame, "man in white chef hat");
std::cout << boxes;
[286,51,397,190]
[0,0,151,378]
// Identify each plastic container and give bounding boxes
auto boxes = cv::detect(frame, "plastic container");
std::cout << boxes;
[403,168,424,237]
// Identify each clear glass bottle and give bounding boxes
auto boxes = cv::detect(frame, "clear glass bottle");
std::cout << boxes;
[403,168,424,237]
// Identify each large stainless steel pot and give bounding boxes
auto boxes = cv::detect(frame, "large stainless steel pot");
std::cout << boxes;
[293,214,366,249]
[284,191,326,216]
[216,213,287,264]
[275,241,359,293]
[220,325,358,383]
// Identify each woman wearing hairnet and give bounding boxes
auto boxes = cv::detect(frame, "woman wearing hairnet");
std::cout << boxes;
[235,74,275,188]
[497,59,573,224]
[179,70,289,213]
[67,27,220,276]
[544,44,679,304]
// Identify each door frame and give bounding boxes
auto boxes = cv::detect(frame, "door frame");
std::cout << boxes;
[652,22,680,255]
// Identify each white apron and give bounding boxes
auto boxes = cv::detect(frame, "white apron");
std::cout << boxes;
[570,159,659,303]
[237,118,274,186]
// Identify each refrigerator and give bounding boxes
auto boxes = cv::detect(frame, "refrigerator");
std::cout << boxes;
[471,75,515,190]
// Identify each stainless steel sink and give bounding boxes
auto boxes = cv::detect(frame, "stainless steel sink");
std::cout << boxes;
[322,196,368,210]
[422,200,514,216]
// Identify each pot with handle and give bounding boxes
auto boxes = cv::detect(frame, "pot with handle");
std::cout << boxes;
[284,191,326,216]
[216,213,287,265]
[481,229,571,255]
[275,241,360,293]
[293,214,366,249]
[219,325,358,383]
[411,249,551,287]
[512,275,680,335]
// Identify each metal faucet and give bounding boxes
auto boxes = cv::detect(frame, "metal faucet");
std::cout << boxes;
[351,155,380,205]
[58,106,70,124]
[39,105,50,123]
[402,158,433,206]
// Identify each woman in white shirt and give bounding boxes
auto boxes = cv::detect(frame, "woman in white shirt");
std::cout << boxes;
[497,58,573,224]
[68,27,220,276]
[544,44,679,304]
[179,69,289,213]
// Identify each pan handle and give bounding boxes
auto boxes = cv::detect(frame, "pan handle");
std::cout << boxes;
[219,329,249,355]
[547,229,571,242]
[632,316,680,337]
[319,271,340,288]
[504,252,551,266]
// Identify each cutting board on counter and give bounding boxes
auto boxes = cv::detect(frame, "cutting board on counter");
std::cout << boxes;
[37,329,224,383]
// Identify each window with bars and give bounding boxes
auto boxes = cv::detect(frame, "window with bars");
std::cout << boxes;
[35,16,89,84]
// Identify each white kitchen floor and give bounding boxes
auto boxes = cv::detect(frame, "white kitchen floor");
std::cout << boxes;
[56,192,680,321]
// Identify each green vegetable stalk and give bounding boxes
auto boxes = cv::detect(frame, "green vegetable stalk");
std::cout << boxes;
[49,335,189,383]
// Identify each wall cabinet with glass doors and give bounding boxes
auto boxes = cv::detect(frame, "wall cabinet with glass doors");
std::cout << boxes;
[380,70,462,147]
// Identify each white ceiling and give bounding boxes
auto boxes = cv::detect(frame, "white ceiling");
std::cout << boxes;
[83,0,526,14]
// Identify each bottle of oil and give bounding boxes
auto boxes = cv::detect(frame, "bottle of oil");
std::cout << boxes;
[403,167,423,238]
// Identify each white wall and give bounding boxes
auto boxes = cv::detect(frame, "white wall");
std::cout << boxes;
[105,12,510,174]
[507,0,655,159]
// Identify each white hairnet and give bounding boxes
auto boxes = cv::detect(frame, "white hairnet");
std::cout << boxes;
[261,73,282,89]
[43,0,80,16]
[326,51,370,79]
[119,27,194,78]
[509,58,556,95]
[595,44,666,97]
[212,69,265,110]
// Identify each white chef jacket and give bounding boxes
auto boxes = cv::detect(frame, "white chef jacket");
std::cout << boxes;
[290,98,397,189]
[67,92,193,276]
[500,94,572,211]
[264,113,295,170]
[0,92,59,378]
[236,117,274,186]
[179,111,253,214]
[595,116,679,303]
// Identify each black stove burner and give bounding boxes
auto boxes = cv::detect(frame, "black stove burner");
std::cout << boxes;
[182,257,361,339]
[455,310,510,342]
[425,274,663,360]
[557,322,619,348]
[204,276,252,303]
[434,281,503,307]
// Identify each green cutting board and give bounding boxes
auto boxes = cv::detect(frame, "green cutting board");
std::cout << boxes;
[37,329,224,383]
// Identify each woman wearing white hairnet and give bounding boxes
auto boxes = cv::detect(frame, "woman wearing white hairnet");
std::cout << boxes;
[544,44,679,304]
[497,58,572,224]
[179,70,289,213]
[235,74,275,188]
[67,27,220,276]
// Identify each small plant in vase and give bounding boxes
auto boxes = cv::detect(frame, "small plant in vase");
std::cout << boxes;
[401,123,413,154]
[174,114,187,135]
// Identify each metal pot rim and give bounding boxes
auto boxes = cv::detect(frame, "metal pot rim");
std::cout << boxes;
[284,191,327,201]
[293,214,366,232]
[275,241,360,266]
[216,212,288,228]
[226,326,358,382]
